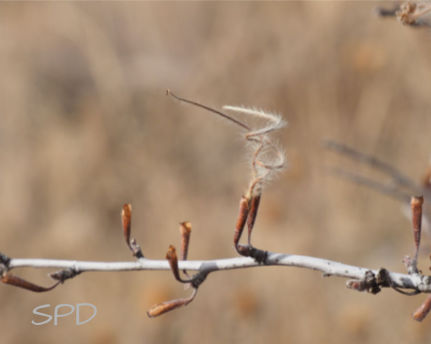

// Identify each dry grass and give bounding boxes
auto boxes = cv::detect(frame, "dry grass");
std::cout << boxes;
[2,2,431,343]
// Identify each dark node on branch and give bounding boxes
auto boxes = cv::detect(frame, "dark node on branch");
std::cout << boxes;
[0,252,11,276]
[121,203,144,259]
[1,273,60,293]
[50,268,81,283]
[347,270,382,294]
[236,244,268,264]
[0,252,10,268]
[190,270,209,289]
[348,268,421,296]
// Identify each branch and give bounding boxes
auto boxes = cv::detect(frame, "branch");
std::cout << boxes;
[324,139,421,194]
[4,252,431,293]
[376,1,431,27]
[3,92,431,320]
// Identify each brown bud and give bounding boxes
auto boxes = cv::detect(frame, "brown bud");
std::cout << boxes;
[413,295,431,321]
[166,245,181,282]
[147,288,197,318]
[234,196,250,248]
[179,222,192,261]
[411,196,424,259]
[122,203,132,246]
[246,195,261,245]
[1,273,60,292]
[147,298,190,318]
[346,280,366,292]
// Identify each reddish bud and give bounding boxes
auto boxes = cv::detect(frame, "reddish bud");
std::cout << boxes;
[147,298,190,318]
[179,222,192,261]
[411,196,424,262]
[166,245,182,282]
[122,203,132,246]
[246,195,261,245]
[413,295,431,321]
[234,196,250,248]
[1,273,60,292]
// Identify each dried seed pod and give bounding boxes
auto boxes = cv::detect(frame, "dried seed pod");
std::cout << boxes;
[413,295,431,321]
[121,203,144,258]
[147,288,197,318]
[246,194,261,245]
[122,203,132,246]
[179,222,192,261]
[1,273,60,292]
[166,245,182,282]
[147,299,188,318]
[234,196,250,249]
[411,196,424,261]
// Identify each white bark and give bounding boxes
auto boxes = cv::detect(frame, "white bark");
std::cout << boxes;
[7,251,431,292]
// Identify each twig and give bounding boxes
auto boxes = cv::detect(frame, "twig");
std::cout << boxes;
[4,252,431,293]
[324,140,421,193]
[3,92,431,320]
[328,167,412,204]
[376,1,431,27]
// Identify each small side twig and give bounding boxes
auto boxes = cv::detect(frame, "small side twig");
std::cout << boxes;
[146,245,208,318]
[324,140,420,193]
[327,167,412,204]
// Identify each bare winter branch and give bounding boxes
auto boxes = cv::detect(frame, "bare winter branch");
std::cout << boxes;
[3,91,431,321]
[4,252,431,293]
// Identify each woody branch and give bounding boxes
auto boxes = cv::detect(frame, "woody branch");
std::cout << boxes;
[2,91,431,320]
[3,253,431,292]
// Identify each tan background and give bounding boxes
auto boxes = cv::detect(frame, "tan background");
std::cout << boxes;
[1,1,431,343]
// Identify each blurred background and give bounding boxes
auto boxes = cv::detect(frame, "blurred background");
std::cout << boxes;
[1,1,431,343]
